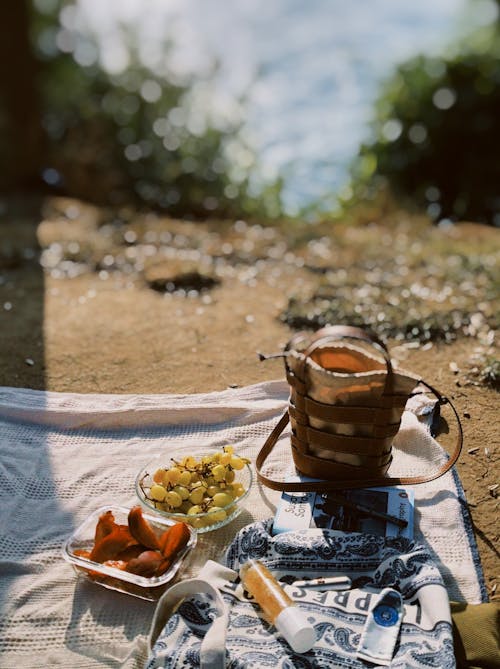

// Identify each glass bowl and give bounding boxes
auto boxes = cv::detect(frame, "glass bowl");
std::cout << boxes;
[135,453,253,533]
[62,505,196,600]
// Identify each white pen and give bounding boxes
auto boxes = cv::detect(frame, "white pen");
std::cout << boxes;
[293,575,352,590]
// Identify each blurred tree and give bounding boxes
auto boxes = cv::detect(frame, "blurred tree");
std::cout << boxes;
[0,0,45,191]
[0,0,283,220]
[349,12,500,226]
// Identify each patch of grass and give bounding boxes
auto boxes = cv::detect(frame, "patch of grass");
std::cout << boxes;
[467,355,500,391]
[281,220,499,345]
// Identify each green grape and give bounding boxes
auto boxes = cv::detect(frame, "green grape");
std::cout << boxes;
[165,467,182,485]
[212,464,226,481]
[219,452,231,466]
[206,506,226,523]
[189,487,205,505]
[212,492,234,508]
[178,470,191,486]
[232,483,246,497]
[187,504,203,515]
[148,445,248,522]
[173,485,190,500]
[153,468,168,484]
[164,490,183,508]
[230,456,245,470]
[150,484,167,502]
[189,516,205,529]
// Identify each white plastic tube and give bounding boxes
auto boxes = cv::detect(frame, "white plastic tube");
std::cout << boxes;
[240,559,316,654]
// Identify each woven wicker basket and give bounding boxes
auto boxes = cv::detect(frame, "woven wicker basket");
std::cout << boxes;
[284,326,419,481]
[256,325,463,492]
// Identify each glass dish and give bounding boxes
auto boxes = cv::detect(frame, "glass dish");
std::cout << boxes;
[62,505,196,601]
[135,454,253,533]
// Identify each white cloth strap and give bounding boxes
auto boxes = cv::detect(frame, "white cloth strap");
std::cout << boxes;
[149,561,238,669]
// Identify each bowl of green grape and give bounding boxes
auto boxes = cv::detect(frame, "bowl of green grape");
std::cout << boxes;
[135,446,253,533]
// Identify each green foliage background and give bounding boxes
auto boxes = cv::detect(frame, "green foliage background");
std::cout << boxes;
[1,1,499,224]
[25,0,284,220]
[349,14,500,226]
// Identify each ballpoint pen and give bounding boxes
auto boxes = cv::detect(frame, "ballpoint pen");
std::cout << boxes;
[292,575,352,590]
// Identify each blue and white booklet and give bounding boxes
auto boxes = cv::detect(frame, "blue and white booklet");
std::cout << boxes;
[272,475,414,539]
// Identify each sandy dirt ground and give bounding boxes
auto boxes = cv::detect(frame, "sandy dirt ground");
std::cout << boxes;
[1,196,498,600]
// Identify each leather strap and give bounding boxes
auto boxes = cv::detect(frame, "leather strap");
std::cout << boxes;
[291,435,393,469]
[292,395,409,424]
[291,421,397,454]
[298,325,392,361]
[255,379,463,492]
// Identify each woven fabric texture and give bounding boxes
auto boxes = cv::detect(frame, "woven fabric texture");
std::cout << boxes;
[0,381,486,668]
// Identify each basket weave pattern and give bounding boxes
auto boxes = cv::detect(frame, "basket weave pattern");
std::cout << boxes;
[284,327,419,482]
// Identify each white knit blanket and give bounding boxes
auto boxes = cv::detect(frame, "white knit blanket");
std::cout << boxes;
[0,382,485,669]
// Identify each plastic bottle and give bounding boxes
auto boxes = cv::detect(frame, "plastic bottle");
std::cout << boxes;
[239,559,316,654]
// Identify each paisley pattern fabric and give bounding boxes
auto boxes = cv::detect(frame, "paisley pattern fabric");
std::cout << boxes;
[147,520,455,668]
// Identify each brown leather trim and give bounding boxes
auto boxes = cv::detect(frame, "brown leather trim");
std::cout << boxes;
[293,392,306,413]
[289,402,401,439]
[288,403,308,425]
[291,446,392,481]
[293,423,395,454]
[303,396,396,423]
[286,371,306,394]
[290,434,392,467]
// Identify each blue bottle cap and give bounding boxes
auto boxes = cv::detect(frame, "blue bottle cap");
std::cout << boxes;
[373,602,399,627]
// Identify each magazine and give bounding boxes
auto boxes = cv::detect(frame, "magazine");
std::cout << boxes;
[272,476,414,539]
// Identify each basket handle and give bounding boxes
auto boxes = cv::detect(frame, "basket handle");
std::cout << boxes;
[303,325,391,360]
[255,379,463,492]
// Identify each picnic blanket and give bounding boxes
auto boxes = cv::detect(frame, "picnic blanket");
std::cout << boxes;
[0,381,486,668]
